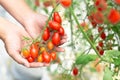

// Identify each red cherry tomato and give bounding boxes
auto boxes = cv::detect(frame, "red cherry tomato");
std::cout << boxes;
[27,56,34,63]
[35,0,40,6]
[99,49,104,55]
[98,26,103,33]
[52,32,61,46]
[53,12,62,24]
[30,44,39,59]
[114,0,120,5]
[50,52,57,60]
[42,28,50,41]
[100,32,106,40]
[49,21,61,31]
[42,51,51,63]
[60,0,72,8]
[59,27,64,36]
[98,41,103,47]
[72,67,78,76]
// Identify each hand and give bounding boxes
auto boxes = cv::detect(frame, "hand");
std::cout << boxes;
[23,12,67,52]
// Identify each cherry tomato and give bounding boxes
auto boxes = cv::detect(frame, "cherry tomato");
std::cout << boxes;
[37,54,43,62]
[60,0,72,8]
[35,0,40,6]
[59,27,65,36]
[99,49,104,55]
[42,51,51,63]
[72,67,78,76]
[47,41,54,50]
[49,21,61,31]
[43,1,52,7]
[100,32,106,40]
[98,41,103,47]
[98,26,103,33]
[21,49,30,58]
[50,52,56,60]
[27,56,34,63]
[114,0,120,5]
[53,12,62,24]
[52,32,61,46]
[42,28,50,41]
[108,9,120,24]
[30,44,39,59]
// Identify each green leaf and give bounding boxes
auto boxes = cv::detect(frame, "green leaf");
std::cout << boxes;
[106,34,114,40]
[103,67,113,80]
[105,50,120,58]
[75,54,98,65]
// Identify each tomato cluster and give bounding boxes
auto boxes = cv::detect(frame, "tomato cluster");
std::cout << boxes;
[22,12,65,63]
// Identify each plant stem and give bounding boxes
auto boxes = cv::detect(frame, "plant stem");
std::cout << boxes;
[69,6,74,50]
[70,7,102,58]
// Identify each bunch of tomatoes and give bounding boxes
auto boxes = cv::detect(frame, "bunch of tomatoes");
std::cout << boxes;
[21,12,65,64]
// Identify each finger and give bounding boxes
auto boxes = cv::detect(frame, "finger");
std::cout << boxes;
[10,51,30,67]
[60,39,67,45]
[29,62,50,68]
[55,47,65,52]
[61,34,67,39]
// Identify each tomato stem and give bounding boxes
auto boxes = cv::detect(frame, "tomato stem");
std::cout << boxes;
[70,7,102,59]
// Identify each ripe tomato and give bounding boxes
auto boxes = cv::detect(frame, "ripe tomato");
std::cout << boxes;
[100,32,106,40]
[43,1,52,7]
[98,41,103,47]
[108,9,120,24]
[60,0,72,8]
[27,56,34,63]
[49,21,61,31]
[53,12,62,24]
[52,32,61,46]
[59,27,65,36]
[98,26,103,33]
[42,28,50,41]
[99,49,104,55]
[21,49,30,58]
[47,41,54,50]
[37,54,43,62]
[42,51,51,63]
[95,0,107,11]
[72,67,78,76]
[94,11,104,24]
[30,44,39,59]
[50,52,56,60]
[35,0,40,6]
[114,0,120,5]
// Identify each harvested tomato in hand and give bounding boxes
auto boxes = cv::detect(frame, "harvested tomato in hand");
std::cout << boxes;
[52,32,61,46]
[37,54,43,62]
[42,51,51,63]
[53,12,62,24]
[59,27,65,36]
[72,67,78,76]
[49,21,61,31]
[21,49,30,58]
[42,28,50,41]
[27,56,34,63]
[47,41,54,50]
[50,52,57,60]
[30,44,39,59]
[60,0,72,8]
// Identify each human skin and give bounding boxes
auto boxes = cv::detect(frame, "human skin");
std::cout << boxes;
[0,0,67,67]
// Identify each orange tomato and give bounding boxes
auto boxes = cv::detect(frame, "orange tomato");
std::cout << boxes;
[37,54,43,62]
[47,41,54,50]
[21,49,30,58]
